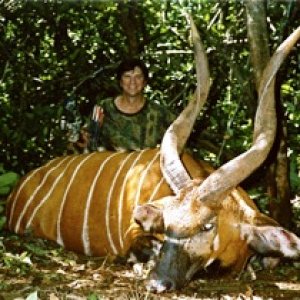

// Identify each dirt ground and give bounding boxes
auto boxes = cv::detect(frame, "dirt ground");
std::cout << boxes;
[0,232,300,300]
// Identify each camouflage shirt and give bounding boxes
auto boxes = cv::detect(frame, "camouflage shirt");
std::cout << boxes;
[89,98,175,151]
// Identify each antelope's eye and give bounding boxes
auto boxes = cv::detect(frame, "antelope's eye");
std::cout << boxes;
[201,223,214,232]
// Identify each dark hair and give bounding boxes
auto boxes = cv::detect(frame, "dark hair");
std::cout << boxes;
[116,58,149,82]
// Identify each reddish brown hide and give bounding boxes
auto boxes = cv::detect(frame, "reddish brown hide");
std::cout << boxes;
[6,149,212,257]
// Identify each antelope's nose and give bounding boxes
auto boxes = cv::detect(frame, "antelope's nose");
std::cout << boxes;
[146,277,176,293]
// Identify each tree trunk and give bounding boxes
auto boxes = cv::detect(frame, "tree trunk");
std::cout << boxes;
[265,0,300,228]
[117,0,144,57]
[268,113,292,227]
[245,0,293,228]
[245,0,269,90]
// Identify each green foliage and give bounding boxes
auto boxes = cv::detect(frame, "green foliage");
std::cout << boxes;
[1,251,33,276]
[87,294,100,300]
[0,170,19,196]
[290,153,300,194]
[0,165,19,230]
[0,0,299,194]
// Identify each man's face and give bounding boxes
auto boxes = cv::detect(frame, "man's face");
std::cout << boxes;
[120,66,146,97]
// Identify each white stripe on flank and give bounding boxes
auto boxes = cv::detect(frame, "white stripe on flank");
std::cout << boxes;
[81,152,120,255]
[117,150,147,250]
[56,152,98,246]
[105,152,132,255]
[148,176,165,203]
[14,156,70,233]
[134,150,160,208]
[25,156,79,230]
[8,157,61,229]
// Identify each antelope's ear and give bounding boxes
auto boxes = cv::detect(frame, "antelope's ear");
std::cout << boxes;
[134,203,164,233]
[134,196,175,233]
[240,222,300,259]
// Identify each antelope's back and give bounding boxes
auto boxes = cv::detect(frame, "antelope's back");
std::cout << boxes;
[6,148,208,257]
